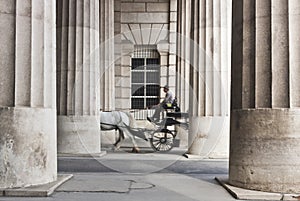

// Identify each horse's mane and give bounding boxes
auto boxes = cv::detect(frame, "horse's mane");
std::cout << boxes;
[122,111,137,128]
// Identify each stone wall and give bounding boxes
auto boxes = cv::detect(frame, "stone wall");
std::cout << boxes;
[115,0,175,110]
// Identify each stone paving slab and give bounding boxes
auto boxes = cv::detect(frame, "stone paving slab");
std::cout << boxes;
[56,174,131,193]
[2,174,72,197]
[215,177,300,201]
[56,174,156,194]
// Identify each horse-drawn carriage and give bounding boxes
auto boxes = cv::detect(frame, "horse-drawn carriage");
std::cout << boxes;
[100,106,189,152]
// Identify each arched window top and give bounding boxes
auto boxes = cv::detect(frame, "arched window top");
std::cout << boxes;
[133,45,160,58]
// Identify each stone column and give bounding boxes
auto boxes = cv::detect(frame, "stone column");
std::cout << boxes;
[99,0,115,147]
[100,0,115,111]
[56,0,101,155]
[187,0,230,158]
[230,0,300,193]
[176,0,190,113]
[175,0,190,148]
[0,0,57,188]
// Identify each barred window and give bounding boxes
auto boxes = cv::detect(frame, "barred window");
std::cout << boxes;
[131,45,160,109]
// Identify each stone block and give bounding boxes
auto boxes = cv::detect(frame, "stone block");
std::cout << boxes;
[116,87,131,98]
[169,32,177,43]
[114,12,121,22]
[160,66,168,76]
[160,56,168,66]
[160,76,168,86]
[169,55,176,65]
[58,115,101,155]
[121,66,131,76]
[170,11,177,22]
[114,36,122,46]
[157,24,169,42]
[121,56,132,65]
[168,64,176,72]
[115,67,122,76]
[130,24,142,44]
[169,43,176,54]
[157,43,169,53]
[115,0,121,11]
[141,24,152,44]
[115,57,121,66]
[0,1,16,13]
[121,24,135,44]
[115,76,131,88]
[170,22,177,32]
[168,75,176,86]
[149,24,163,43]
[147,3,169,12]
[115,98,131,109]
[121,13,169,23]
[122,3,145,12]
[170,0,177,11]
[101,130,116,146]
[114,23,121,33]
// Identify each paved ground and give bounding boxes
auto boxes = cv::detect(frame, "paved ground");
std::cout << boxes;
[0,148,245,201]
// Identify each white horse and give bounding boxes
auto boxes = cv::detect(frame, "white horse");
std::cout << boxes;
[100,111,147,152]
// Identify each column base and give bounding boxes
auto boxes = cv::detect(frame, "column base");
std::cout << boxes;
[57,115,101,155]
[187,116,229,158]
[0,107,57,188]
[229,108,300,193]
[1,174,72,197]
[101,130,117,149]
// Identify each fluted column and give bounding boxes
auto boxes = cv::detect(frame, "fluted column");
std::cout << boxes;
[100,0,115,111]
[176,0,191,113]
[187,0,230,157]
[56,0,101,154]
[0,0,57,188]
[230,0,300,193]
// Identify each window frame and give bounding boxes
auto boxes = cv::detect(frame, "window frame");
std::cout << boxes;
[131,53,161,109]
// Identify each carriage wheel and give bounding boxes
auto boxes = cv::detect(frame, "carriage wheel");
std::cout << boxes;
[150,129,175,152]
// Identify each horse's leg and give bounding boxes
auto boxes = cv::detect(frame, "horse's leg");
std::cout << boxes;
[127,133,140,153]
[113,129,124,151]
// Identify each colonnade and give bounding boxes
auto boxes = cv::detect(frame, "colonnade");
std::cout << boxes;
[1,0,300,194]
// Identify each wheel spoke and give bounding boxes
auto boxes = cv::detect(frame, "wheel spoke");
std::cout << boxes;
[150,130,175,152]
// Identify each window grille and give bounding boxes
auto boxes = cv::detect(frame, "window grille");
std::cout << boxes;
[131,45,160,109]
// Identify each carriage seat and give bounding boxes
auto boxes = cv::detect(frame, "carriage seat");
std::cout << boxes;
[162,97,180,112]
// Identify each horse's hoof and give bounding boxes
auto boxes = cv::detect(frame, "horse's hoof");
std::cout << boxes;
[132,147,140,153]
[112,146,120,152]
